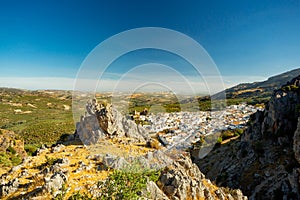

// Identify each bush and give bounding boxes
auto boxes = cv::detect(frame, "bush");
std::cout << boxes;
[284,86,291,91]
[7,146,16,155]
[216,137,223,144]
[68,191,92,200]
[0,152,11,167]
[97,162,161,199]
[0,152,22,167]
[11,155,22,166]
[290,85,298,91]
[235,128,244,135]
[24,144,39,156]
[222,130,235,140]
[45,156,59,166]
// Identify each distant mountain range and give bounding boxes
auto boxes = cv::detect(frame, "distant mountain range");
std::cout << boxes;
[225,68,300,99]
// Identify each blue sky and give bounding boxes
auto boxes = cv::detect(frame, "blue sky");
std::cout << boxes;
[0,0,300,91]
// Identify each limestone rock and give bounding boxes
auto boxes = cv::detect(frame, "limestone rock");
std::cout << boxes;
[44,172,67,197]
[102,155,129,170]
[0,178,19,197]
[76,100,150,145]
[144,181,169,200]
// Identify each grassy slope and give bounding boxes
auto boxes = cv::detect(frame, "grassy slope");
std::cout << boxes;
[0,90,74,145]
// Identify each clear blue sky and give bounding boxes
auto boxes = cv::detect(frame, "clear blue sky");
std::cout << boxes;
[1,0,300,90]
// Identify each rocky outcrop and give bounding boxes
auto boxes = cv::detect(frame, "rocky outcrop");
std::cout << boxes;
[145,181,169,200]
[196,75,300,199]
[76,99,150,145]
[154,154,247,200]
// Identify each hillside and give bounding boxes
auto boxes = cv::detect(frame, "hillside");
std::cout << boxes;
[195,75,300,199]
[225,68,300,99]
[0,88,74,145]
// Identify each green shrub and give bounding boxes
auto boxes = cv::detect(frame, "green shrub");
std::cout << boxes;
[286,86,291,91]
[0,152,11,167]
[290,85,298,91]
[45,155,58,166]
[68,191,92,200]
[11,155,22,166]
[97,162,161,199]
[7,146,16,155]
[54,183,68,200]
[222,130,235,140]
[24,144,39,156]
[234,131,240,137]
[0,129,3,135]
[0,152,22,167]
[235,128,244,135]
[216,137,223,144]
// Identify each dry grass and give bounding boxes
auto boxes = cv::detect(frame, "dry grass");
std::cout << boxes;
[3,137,156,199]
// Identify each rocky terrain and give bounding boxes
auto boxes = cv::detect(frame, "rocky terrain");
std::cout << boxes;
[195,75,300,199]
[0,99,247,199]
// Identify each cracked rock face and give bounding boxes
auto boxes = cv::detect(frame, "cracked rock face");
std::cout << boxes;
[76,100,150,145]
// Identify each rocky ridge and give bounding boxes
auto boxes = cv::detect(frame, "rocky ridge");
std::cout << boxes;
[196,75,300,199]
